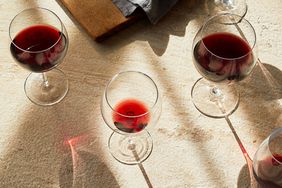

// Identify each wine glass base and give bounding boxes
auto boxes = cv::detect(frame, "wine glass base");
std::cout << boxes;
[191,78,239,118]
[206,0,248,18]
[108,130,153,165]
[24,68,68,106]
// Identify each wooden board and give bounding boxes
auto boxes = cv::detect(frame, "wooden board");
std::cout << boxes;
[59,0,143,42]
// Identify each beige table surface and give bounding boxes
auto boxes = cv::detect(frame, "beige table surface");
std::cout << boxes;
[0,0,281,187]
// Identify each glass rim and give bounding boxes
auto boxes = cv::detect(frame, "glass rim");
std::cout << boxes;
[267,127,282,165]
[9,7,64,54]
[200,12,257,61]
[105,71,159,118]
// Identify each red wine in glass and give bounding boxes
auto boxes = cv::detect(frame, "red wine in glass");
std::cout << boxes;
[193,32,255,82]
[253,154,282,188]
[191,14,257,118]
[9,8,69,106]
[113,99,150,133]
[102,71,160,164]
[10,25,67,72]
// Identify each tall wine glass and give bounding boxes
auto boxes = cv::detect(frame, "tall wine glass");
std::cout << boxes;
[9,7,69,106]
[207,0,248,18]
[253,127,282,187]
[101,71,161,165]
[191,13,257,117]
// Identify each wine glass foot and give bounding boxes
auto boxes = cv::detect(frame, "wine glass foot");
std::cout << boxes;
[108,130,153,165]
[191,78,239,118]
[24,68,68,106]
[206,0,248,18]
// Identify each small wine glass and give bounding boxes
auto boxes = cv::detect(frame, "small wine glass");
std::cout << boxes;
[191,13,257,117]
[101,71,161,165]
[207,0,248,18]
[9,7,69,106]
[252,127,282,187]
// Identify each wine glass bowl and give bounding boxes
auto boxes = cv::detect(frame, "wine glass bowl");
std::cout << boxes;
[253,128,282,187]
[9,7,69,106]
[193,13,257,82]
[101,71,161,165]
[191,13,257,118]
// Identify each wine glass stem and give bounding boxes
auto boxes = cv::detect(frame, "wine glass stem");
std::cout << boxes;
[209,86,224,103]
[221,0,233,5]
[128,138,136,150]
[215,0,234,9]
[42,72,49,88]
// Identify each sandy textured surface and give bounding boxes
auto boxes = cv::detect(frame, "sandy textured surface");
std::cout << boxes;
[0,0,281,187]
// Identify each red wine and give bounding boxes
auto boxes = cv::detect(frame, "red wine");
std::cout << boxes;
[113,99,150,133]
[193,32,255,81]
[10,25,67,72]
[253,154,282,188]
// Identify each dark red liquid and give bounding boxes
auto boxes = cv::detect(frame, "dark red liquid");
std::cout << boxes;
[10,25,67,72]
[193,32,255,81]
[253,154,282,188]
[113,99,150,133]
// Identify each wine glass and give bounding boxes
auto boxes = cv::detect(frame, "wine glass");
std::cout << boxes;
[101,71,161,165]
[191,13,257,117]
[206,0,248,18]
[252,127,282,187]
[9,7,69,106]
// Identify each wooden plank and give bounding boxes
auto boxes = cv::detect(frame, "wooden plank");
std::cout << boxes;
[59,0,143,42]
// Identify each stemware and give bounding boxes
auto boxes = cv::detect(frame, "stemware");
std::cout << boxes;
[9,7,69,106]
[191,13,257,117]
[252,128,282,188]
[101,71,161,165]
[207,0,248,18]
